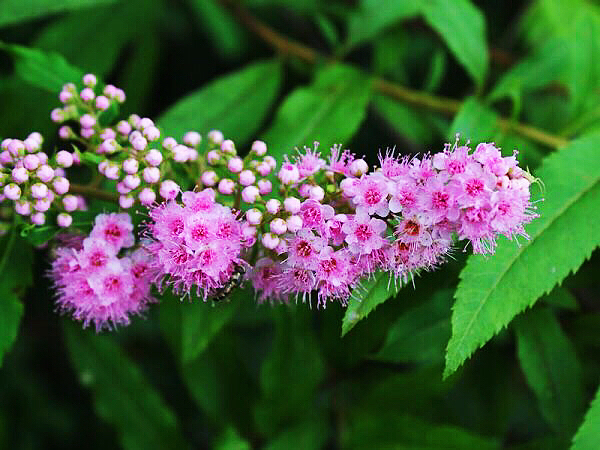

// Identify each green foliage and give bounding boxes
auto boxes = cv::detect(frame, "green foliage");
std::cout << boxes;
[515,307,585,434]
[0,0,117,28]
[572,384,600,450]
[158,60,282,143]
[262,64,371,159]
[445,132,600,378]
[64,324,188,450]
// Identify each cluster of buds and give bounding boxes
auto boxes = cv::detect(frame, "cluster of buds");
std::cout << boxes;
[50,213,155,331]
[0,133,83,226]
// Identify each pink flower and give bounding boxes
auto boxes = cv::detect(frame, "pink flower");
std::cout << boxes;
[250,257,284,304]
[89,213,134,252]
[298,199,334,231]
[342,211,388,255]
[351,173,391,217]
[293,143,325,178]
[286,230,325,269]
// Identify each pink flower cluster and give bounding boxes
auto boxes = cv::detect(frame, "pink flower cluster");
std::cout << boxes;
[144,189,251,300]
[0,133,84,226]
[50,213,155,330]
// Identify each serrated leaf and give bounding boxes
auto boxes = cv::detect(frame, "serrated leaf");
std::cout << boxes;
[444,132,600,378]
[158,59,282,144]
[0,0,117,28]
[341,272,399,336]
[375,289,452,364]
[572,383,600,450]
[422,0,489,85]
[181,291,242,364]
[262,63,371,160]
[0,231,33,367]
[64,324,187,450]
[515,307,585,434]
[0,42,83,92]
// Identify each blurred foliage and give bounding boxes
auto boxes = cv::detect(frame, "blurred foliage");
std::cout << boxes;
[1,0,600,448]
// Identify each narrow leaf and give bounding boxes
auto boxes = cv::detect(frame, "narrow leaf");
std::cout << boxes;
[341,272,399,337]
[0,0,117,28]
[0,42,83,92]
[262,64,371,160]
[515,307,585,434]
[375,289,452,364]
[422,0,489,85]
[158,59,282,143]
[65,325,187,450]
[445,132,600,378]
[572,383,600,450]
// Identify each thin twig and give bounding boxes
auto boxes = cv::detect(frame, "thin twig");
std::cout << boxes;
[222,0,569,149]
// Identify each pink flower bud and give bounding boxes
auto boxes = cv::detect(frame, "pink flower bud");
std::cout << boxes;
[104,84,118,98]
[207,150,220,165]
[57,213,72,228]
[116,182,131,194]
[24,137,40,153]
[80,128,95,139]
[349,159,368,177]
[51,108,65,123]
[258,179,272,195]
[36,165,54,183]
[34,198,51,212]
[55,150,73,168]
[188,148,198,161]
[52,177,70,195]
[36,152,48,164]
[270,218,287,235]
[58,126,72,139]
[124,174,141,190]
[76,195,87,211]
[159,180,180,200]
[100,128,116,140]
[0,138,11,151]
[12,167,29,183]
[251,140,267,156]
[132,136,148,151]
[278,163,299,185]
[201,171,218,187]
[143,167,160,184]
[55,168,66,178]
[4,183,21,200]
[173,145,190,163]
[298,183,312,198]
[119,195,134,209]
[221,139,235,155]
[83,73,97,87]
[8,140,24,157]
[95,95,110,110]
[246,208,262,225]
[23,154,40,171]
[45,190,55,203]
[62,195,78,212]
[31,212,45,225]
[80,88,95,102]
[261,232,280,250]
[264,156,276,169]
[114,89,126,103]
[145,149,163,166]
[266,198,281,214]
[242,185,259,203]
[98,161,108,175]
[31,183,48,199]
[208,130,224,145]
[15,200,31,216]
[122,158,139,174]
[218,179,235,195]
[129,130,142,142]
[59,90,73,104]
[284,197,301,213]
[80,114,96,129]
[161,137,177,150]
[117,120,132,135]
[0,151,12,164]
[286,215,303,232]
[104,164,120,180]
[256,163,271,177]
[309,186,325,201]
[238,169,255,186]
[138,188,156,205]
[183,131,201,147]
[139,118,154,130]
[143,126,161,142]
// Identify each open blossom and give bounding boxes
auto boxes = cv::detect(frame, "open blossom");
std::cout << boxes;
[50,213,155,331]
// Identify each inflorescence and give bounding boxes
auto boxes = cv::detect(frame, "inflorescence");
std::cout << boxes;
[1,73,539,330]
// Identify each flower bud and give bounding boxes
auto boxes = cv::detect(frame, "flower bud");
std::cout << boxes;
[80,88,95,102]
[132,136,148,151]
[12,167,29,183]
[117,120,132,135]
[207,150,220,165]
[83,73,97,87]
[31,212,45,225]
[119,195,134,209]
[286,215,303,232]
[270,218,287,235]
[242,185,259,203]
[173,145,190,163]
[278,163,299,185]
[62,195,78,212]
[208,130,224,145]
[95,95,110,110]
[8,140,24,157]
[251,140,267,156]
[145,149,163,166]
[256,163,271,177]
[80,128,95,139]
[349,159,368,177]
[264,156,276,169]
[23,137,40,153]
[309,186,325,201]
[36,164,54,182]
[15,200,31,216]
[139,118,154,130]
[265,198,281,214]
[162,137,177,150]
[143,167,160,184]
[284,197,301,214]
[143,126,161,142]
[246,208,262,225]
[80,114,96,129]
[201,170,218,187]
[227,157,243,173]
[261,232,280,250]
[52,177,70,195]
[56,150,73,168]
[4,183,21,200]
[104,164,120,180]
[0,151,12,165]
[117,182,131,194]
[183,131,202,147]
[138,188,156,205]
[34,198,51,212]
[218,179,235,195]
[258,179,272,195]
[122,158,139,174]
[57,213,73,228]
[221,139,236,155]
[238,169,255,186]
[31,182,48,199]
[159,180,180,200]
[51,108,65,123]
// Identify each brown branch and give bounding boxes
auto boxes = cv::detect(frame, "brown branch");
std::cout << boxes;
[223,0,569,149]
[69,183,119,203]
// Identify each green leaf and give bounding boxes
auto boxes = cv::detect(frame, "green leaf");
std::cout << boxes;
[341,272,400,337]
[158,59,282,144]
[515,307,585,434]
[422,0,489,85]
[264,418,328,450]
[572,383,600,450]
[0,42,83,92]
[214,427,250,450]
[0,231,33,367]
[0,0,117,28]
[64,325,188,450]
[542,286,578,311]
[375,289,452,364]
[181,293,241,364]
[346,0,423,49]
[444,132,600,378]
[262,63,371,160]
